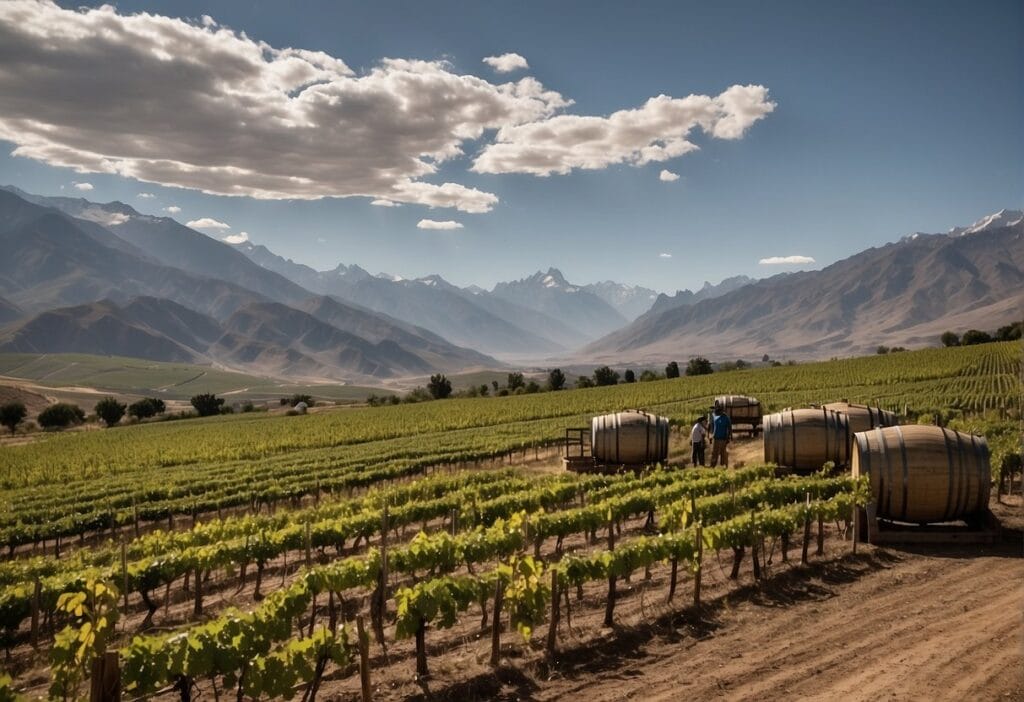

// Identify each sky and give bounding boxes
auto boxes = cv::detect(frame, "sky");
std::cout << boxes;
[0,0,1021,294]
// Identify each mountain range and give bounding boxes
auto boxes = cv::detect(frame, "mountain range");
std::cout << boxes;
[584,211,1024,361]
[1,183,1020,380]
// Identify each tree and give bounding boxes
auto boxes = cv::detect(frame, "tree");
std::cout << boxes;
[876,345,889,355]
[995,322,1022,341]
[685,357,713,376]
[575,376,594,389]
[427,374,452,399]
[506,372,525,391]
[94,397,126,427]
[940,331,960,347]
[289,394,315,408]
[665,361,680,379]
[623,369,636,383]
[547,368,566,391]
[0,401,27,434]
[478,384,489,397]
[491,380,500,393]
[128,397,165,420]
[525,380,541,393]
[961,329,992,346]
[761,354,770,363]
[639,369,660,382]
[592,366,619,386]
[190,393,225,417]
[37,403,85,429]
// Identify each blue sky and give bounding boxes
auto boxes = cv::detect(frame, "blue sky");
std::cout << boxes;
[0,0,1021,293]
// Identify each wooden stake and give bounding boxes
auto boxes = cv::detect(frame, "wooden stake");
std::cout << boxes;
[604,518,616,628]
[121,542,129,620]
[89,650,121,702]
[694,523,703,609]
[356,616,372,702]
[545,570,559,657]
[30,578,40,649]
[816,514,824,556]
[490,578,504,666]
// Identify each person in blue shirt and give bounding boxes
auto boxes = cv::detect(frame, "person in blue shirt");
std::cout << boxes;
[709,406,732,467]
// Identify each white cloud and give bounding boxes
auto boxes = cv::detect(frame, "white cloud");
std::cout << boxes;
[0,3,773,214]
[659,169,680,182]
[223,231,249,244]
[186,217,230,230]
[473,84,775,176]
[417,219,463,230]
[316,237,327,243]
[163,205,181,214]
[137,192,155,199]
[73,181,93,191]
[759,255,815,265]
[483,53,529,73]
[78,207,128,226]
[0,3,571,213]
[370,199,399,207]
[658,252,672,258]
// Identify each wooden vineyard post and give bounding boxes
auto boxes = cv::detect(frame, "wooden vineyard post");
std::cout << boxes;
[801,493,811,565]
[120,542,129,622]
[132,501,139,540]
[356,615,372,702]
[546,569,560,657]
[89,650,121,702]
[816,512,825,557]
[371,506,389,653]
[750,512,761,581]
[30,578,41,649]
[604,518,616,628]
[490,577,504,666]
[304,522,312,569]
[193,566,202,616]
[694,522,703,609]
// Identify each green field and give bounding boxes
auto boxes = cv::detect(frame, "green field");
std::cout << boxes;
[0,342,1019,546]
[0,353,392,403]
[0,342,1020,700]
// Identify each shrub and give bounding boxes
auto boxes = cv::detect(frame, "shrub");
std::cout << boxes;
[623,369,636,383]
[547,368,566,391]
[37,403,85,429]
[190,393,225,417]
[506,372,525,391]
[592,366,619,386]
[0,401,27,434]
[639,370,660,382]
[961,329,992,346]
[427,374,452,400]
[665,361,680,379]
[94,397,126,427]
[686,357,713,376]
[289,394,315,408]
[128,398,164,420]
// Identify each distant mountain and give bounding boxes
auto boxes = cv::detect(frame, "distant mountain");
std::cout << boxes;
[233,241,571,356]
[581,281,659,320]
[0,296,22,325]
[948,209,1023,236]
[491,268,628,340]
[0,189,267,320]
[3,187,312,307]
[646,275,756,316]
[0,296,496,381]
[0,299,202,362]
[583,216,1024,361]
[0,187,500,380]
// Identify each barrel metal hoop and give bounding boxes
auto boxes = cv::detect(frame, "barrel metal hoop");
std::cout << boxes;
[614,413,620,464]
[953,430,966,518]
[790,410,797,469]
[880,427,893,518]
[971,434,986,515]
[942,428,955,522]
[895,425,909,522]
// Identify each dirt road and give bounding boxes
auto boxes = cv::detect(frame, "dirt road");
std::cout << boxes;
[537,545,1023,702]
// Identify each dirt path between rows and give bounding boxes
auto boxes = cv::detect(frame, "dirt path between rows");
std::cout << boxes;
[529,544,1024,702]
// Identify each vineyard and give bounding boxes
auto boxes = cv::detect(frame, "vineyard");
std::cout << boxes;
[0,341,1021,700]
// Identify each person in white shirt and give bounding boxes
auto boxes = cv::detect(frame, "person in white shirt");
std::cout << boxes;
[690,416,708,466]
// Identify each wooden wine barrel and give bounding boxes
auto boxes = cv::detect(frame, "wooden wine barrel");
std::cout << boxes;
[852,425,990,523]
[591,410,670,466]
[822,401,897,435]
[763,408,850,471]
[714,395,762,424]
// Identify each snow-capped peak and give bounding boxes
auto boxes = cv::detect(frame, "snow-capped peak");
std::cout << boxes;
[949,209,1024,236]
